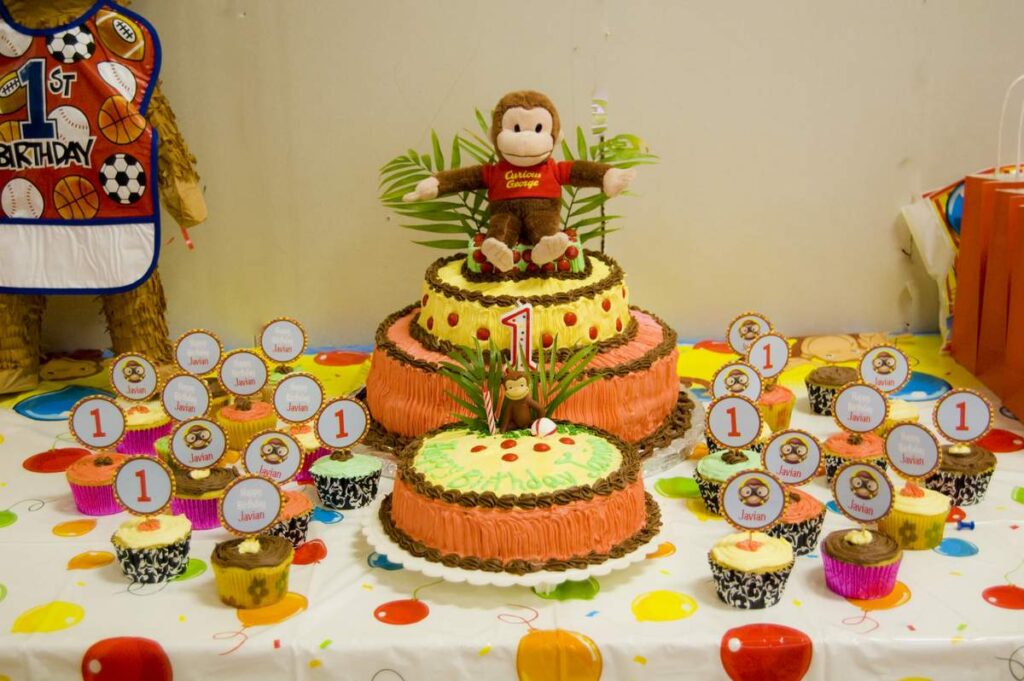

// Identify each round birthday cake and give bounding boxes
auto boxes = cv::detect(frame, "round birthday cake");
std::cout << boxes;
[366,250,692,454]
[380,423,660,574]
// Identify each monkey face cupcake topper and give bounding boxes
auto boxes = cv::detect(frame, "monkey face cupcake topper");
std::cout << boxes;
[162,373,212,421]
[174,329,223,375]
[243,430,303,484]
[169,418,227,469]
[260,318,307,366]
[110,353,159,402]
[113,457,175,517]
[69,396,126,450]
[859,345,911,394]
[719,470,788,532]
[933,389,993,445]
[711,361,763,402]
[726,312,773,355]
[705,395,763,451]
[762,430,822,486]
[831,461,894,523]
[218,350,269,398]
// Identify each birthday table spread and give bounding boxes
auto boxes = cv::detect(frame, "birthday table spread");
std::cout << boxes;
[0,334,1022,681]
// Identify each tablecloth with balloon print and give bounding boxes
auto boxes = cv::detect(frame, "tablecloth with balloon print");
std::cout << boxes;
[0,335,1022,681]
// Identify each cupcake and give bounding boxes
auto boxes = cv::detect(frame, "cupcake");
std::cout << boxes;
[211,535,293,609]
[820,528,902,599]
[823,432,886,482]
[805,365,858,416]
[154,435,181,471]
[923,444,997,506]
[707,421,772,457]
[289,424,330,484]
[708,531,794,609]
[266,490,314,547]
[111,514,192,584]
[877,482,951,550]
[880,399,919,435]
[694,449,763,515]
[66,452,127,516]
[171,467,239,530]
[216,398,276,451]
[757,383,796,431]
[116,401,172,455]
[261,365,295,403]
[310,451,382,510]
[766,488,825,556]
[205,376,231,412]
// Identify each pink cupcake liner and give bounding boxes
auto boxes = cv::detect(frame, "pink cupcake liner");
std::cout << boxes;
[171,496,220,530]
[296,447,331,483]
[116,422,172,456]
[821,550,901,600]
[69,482,123,516]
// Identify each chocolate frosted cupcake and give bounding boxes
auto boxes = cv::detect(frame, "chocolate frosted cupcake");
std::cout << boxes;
[766,488,825,556]
[112,514,192,584]
[924,444,997,506]
[171,467,239,530]
[211,535,293,609]
[310,451,382,510]
[823,432,886,482]
[695,449,763,515]
[708,532,794,609]
[266,490,314,547]
[821,528,902,599]
[805,366,858,416]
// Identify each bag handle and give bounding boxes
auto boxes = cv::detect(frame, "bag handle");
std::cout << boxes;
[996,74,1024,178]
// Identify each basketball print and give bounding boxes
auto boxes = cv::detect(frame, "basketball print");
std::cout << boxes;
[46,26,96,64]
[0,120,20,142]
[98,95,146,144]
[53,176,100,220]
[1,178,44,219]
[0,70,25,115]
[95,9,146,61]
[99,154,147,205]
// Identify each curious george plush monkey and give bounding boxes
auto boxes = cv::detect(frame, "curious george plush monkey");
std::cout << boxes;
[404,90,634,273]
[0,0,206,395]
[500,369,544,431]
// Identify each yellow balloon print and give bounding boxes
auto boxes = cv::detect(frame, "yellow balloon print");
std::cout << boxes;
[631,590,699,622]
[11,601,84,633]
[516,629,602,681]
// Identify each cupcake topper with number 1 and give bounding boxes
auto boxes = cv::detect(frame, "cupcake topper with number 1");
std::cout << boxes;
[705,395,763,451]
[174,329,223,375]
[859,345,911,394]
[745,333,790,389]
[113,457,175,517]
[260,318,307,366]
[831,461,894,524]
[110,353,159,402]
[69,396,126,450]
[242,430,304,484]
[762,430,822,487]
[726,312,773,355]
[933,389,993,445]
[314,397,370,451]
[719,470,789,533]
[218,350,269,398]
[711,361,763,402]
[218,475,285,537]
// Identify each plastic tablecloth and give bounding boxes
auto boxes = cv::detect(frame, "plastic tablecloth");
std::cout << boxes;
[0,334,1022,681]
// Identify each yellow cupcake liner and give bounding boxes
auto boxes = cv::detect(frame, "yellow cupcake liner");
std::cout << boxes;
[218,414,276,451]
[757,398,795,432]
[877,508,947,550]
[212,557,293,609]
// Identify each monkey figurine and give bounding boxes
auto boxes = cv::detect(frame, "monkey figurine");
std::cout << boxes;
[500,369,544,431]
[404,90,635,272]
[0,0,206,395]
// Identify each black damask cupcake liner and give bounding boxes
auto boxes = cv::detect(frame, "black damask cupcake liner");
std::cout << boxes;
[706,435,765,457]
[806,382,839,416]
[266,512,311,547]
[694,471,723,515]
[113,535,191,584]
[766,513,825,556]
[923,468,993,506]
[824,453,886,483]
[708,557,793,609]
[312,470,381,510]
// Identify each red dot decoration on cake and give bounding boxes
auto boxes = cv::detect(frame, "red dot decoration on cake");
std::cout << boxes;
[616,318,623,332]
[589,327,598,340]
[476,328,490,341]
[426,317,434,330]
[542,263,555,273]
[501,439,517,449]
[602,299,611,312]
[564,312,577,327]
[558,259,570,272]
[523,249,533,263]
[472,250,487,264]
[447,313,459,327]
[481,262,494,273]
[502,453,519,462]
[566,246,579,258]
[542,333,554,348]
[471,445,487,453]
[473,234,484,246]
[534,443,551,452]
[513,251,521,263]
[622,286,627,298]
[421,294,428,306]
[560,437,575,445]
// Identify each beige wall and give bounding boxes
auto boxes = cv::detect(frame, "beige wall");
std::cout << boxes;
[42,0,1024,350]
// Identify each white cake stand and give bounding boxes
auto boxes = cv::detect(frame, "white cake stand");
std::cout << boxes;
[641,386,706,476]
[361,496,662,591]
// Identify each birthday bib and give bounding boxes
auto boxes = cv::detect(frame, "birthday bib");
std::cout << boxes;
[0,1,160,293]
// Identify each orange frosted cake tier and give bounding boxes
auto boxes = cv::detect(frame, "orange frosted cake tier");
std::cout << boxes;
[366,306,687,450]
[381,424,660,574]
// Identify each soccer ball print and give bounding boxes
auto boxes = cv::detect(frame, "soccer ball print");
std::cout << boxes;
[99,153,147,205]
[46,26,96,64]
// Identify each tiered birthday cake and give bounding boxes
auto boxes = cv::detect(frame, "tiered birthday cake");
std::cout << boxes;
[380,423,660,574]
[366,248,692,454]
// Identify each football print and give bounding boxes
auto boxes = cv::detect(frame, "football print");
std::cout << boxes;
[46,26,96,64]
[99,154,147,205]
[0,71,25,114]
[95,9,145,61]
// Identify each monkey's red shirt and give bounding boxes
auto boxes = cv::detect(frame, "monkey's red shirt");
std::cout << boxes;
[481,158,574,201]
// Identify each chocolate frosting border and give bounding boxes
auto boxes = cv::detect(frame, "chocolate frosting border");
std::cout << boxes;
[379,491,662,575]
[424,250,625,308]
[460,251,595,283]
